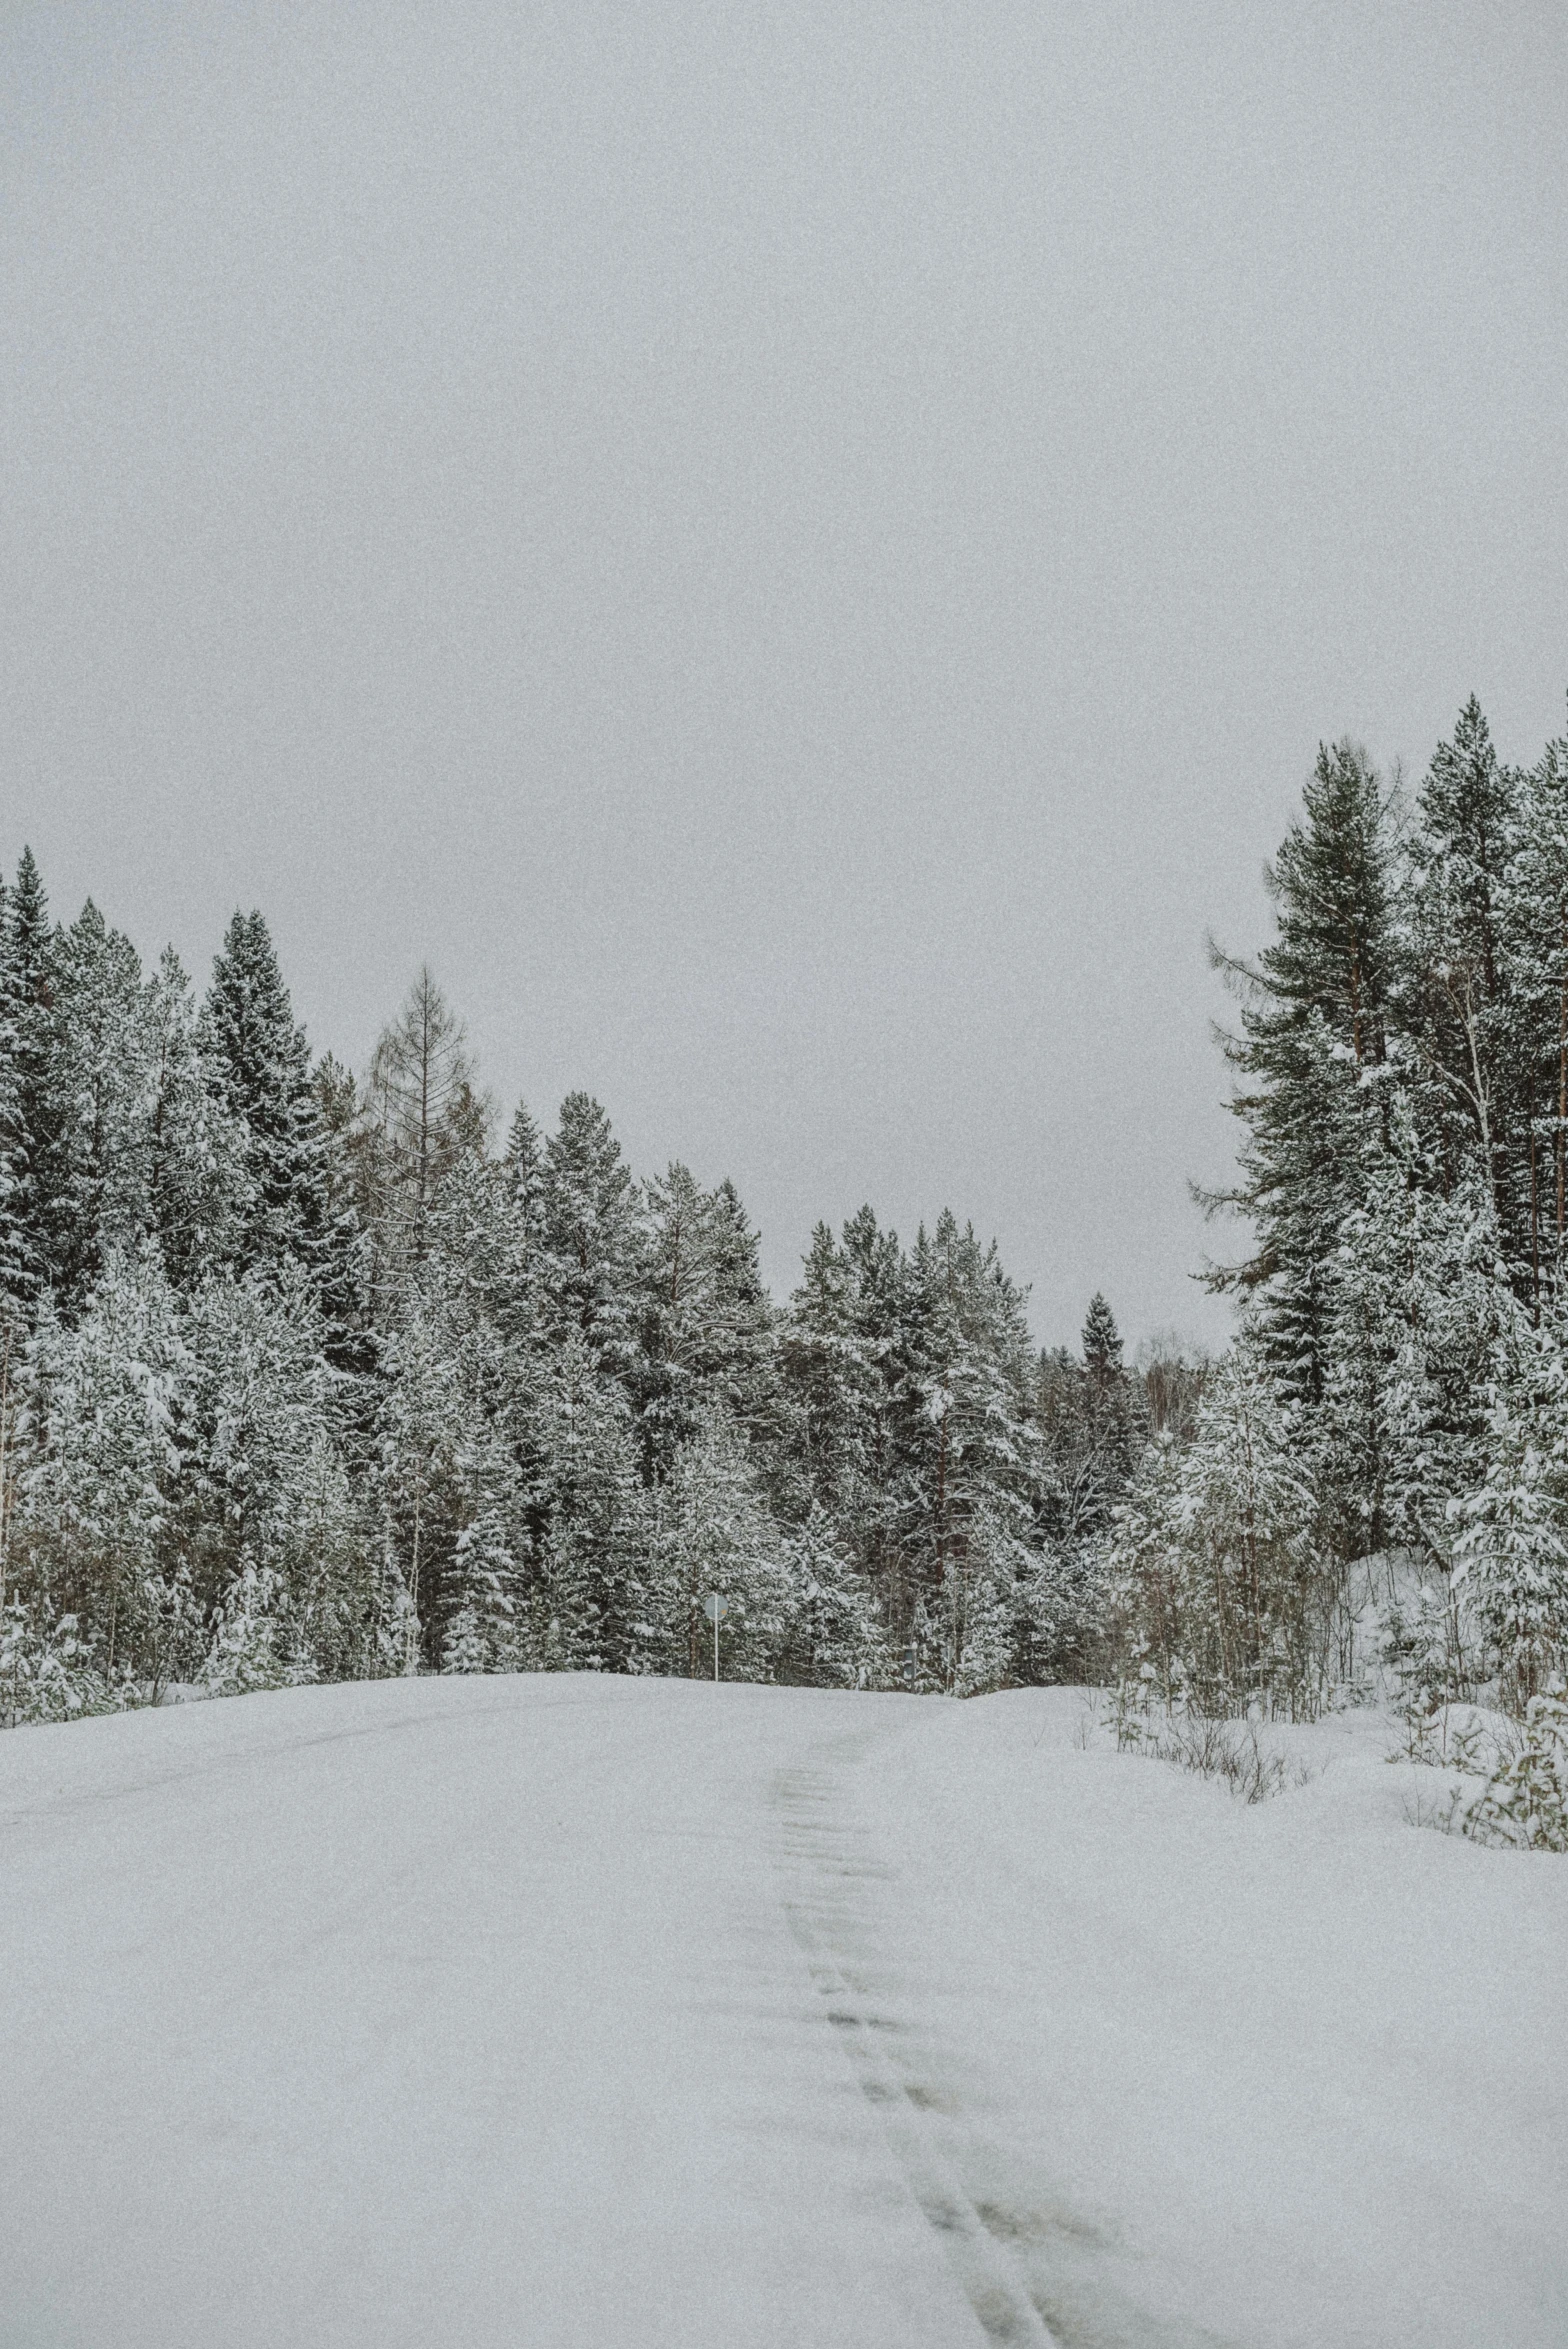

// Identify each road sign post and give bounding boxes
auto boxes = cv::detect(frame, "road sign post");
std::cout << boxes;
[703,1592,728,1682]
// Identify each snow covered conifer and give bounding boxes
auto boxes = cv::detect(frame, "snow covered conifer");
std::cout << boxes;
[526,1336,647,1671]
[495,1101,548,1347]
[0,850,61,1304]
[1117,1337,1329,1718]
[1407,700,1522,1235]
[204,911,329,1279]
[144,947,250,1288]
[1208,743,1399,1404]
[377,1301,466,1670]
[1454,1330,1568,1706]
[443,1434,525,1674]
[539,1094,639,1376]
[19,1244,191,1687]
[904,1210,1043,1685]
[42,903,155,1305]
[1499,726,1568,1288]
[635,1164,778,1479]
[776,1506,891,1689]
[1082,1292,1123,1379]
[639,1405,792,1680]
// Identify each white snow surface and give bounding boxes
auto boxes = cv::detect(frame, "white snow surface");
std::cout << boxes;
[2,1676,1564,2349]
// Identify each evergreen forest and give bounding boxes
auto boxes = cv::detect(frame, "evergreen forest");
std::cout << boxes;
[3,694,1567,1739]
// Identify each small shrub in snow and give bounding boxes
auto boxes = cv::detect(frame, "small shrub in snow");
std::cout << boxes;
[1109,1679,1315,1803]
[1457,1680,1568,1854]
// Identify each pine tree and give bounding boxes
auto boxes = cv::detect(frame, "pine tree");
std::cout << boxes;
[202,1565,302,1697]
[1499,726,1568,1295]
[1208,744,1400,1403]
[1455,1325,1568,1706]
[903,1210,1043,1688]
[1174,1338,1327,1716]
[144,947,250,1288]
[443,1432,524,1674]
[776,1505,892,1689]
[497,1101,548,1348]
[303,1053,377,1385]
[18,1244,191,1685]
[377,1301,465,1670]
[780,1207,918,1626]
[0,867,18,1311]
[635,1163,777,1479]
[181,1259,339,1637]
[539,1094,639,1376]
[1407,700,1522,1232]
[1072,1292,1138,1523]
[204,911,330,1279]
[1,850,59,1304]
[638,1405,793,1680]
[526,1336,647,1670]
[278,1430,376,1683]
[44,903,155,1304]
[1317,1107,1511,1575]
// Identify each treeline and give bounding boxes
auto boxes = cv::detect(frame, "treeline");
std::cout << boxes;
[1107,698,1568,1727]
[0,856,1189,1724]
[15,692,1559,1743]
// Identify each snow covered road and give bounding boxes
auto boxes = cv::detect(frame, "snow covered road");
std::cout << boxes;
[2,1677,1564,2348]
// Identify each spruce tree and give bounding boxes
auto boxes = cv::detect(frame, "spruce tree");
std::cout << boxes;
[780,1207,917,1630]
[1076,1292,1137,1517]
[1499,728,1568,1292]
[144,947,250,1289]
[635,1164,778,1479]
[539,1094,639,1376]
[42,902,152,1307]
[498,1101,548,1346]
[1210,744,1400,1404]
[903,1210,1043,1689]
[2,850,59,1304]
[443,1432,525,1674]
[204,911,329,1279]
[526,1336,647,1669]
[1407,700,1522,1233]
[638,1405,793,1680]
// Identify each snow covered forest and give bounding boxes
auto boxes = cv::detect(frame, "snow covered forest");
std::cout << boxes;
[0,853,1146,1719]
[3,695,1568,1761]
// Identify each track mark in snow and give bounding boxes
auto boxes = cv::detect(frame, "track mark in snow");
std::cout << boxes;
[773,1737,1244,2349]
[774,1751,1061,2349]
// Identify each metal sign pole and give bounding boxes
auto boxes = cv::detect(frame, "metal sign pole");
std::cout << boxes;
[703,1592,727,1683]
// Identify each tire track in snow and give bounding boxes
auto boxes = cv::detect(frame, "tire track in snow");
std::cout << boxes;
[773,1743,1061,2349]
[772,1727,1242,2349]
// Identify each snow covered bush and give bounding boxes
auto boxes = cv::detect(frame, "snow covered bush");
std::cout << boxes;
[1109,1689,1311,1804]
[1457,1680,1568,1853]
[202,1565,306,1697]
[0,1603,112,1729]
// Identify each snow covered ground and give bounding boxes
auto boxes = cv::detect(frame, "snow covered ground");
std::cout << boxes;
[2,1677,1564,2349]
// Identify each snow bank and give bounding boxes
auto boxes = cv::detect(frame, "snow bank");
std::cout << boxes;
[1,1677,1563,2347]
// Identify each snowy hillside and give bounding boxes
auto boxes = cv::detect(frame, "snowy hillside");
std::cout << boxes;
[3,1677,1564,2349]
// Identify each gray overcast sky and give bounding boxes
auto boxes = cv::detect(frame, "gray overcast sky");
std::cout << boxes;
[3,2,1565,1349]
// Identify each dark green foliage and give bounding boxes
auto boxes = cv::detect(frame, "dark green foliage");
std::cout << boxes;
[205,911,329,1279]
